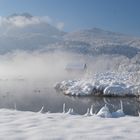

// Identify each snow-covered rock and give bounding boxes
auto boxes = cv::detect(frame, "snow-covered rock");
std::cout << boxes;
[103,84,129,96]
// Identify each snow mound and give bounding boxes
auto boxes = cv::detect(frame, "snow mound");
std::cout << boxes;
[104,84,128,96]
[96,104,112,118]
[96,103,125,118]
[55,72,140,97]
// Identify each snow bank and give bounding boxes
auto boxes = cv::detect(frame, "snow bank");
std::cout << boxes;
[0,107,139,140]
[55,72,140,97]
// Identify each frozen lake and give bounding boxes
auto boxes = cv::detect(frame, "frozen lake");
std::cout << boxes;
[0,79,140,116]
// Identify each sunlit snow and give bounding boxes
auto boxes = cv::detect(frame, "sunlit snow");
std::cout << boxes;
[55,72,140,96]
[0,105,139,140]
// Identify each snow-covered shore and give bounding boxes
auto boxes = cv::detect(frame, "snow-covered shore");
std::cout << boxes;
[0,106,139,140]
[55,72,140,97]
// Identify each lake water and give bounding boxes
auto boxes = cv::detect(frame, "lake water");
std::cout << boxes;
[0,79,140,116]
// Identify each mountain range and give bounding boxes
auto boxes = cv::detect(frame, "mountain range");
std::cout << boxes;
[0,13,140,58]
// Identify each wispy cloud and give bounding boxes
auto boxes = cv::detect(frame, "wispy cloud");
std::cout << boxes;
[0,14,64,30]
[56,22,65,30]
[0,16,41,28]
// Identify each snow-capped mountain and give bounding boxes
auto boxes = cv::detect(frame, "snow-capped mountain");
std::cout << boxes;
[0,13,140,58]
[62,28,140,58]
[0,13,65,53]
[64,28,140,48]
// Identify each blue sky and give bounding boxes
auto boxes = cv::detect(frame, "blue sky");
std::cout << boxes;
[0,0,140,36]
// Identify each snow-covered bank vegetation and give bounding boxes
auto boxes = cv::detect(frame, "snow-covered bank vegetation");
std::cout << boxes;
[0,105,139,140]
[55,72,140,97]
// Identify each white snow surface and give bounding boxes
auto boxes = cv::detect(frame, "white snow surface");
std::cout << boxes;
[0,106,139,140]
[55,72,140,96]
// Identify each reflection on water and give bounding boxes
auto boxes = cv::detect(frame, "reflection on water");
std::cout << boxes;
[0,80,140,116]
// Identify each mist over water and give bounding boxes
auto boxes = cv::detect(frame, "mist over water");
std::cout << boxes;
[0,50,130,80]
[0,51,92,80]
[0,50,139,115]
[0,50,87,112]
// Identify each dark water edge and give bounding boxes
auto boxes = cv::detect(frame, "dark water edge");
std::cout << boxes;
[0,80,140,116]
